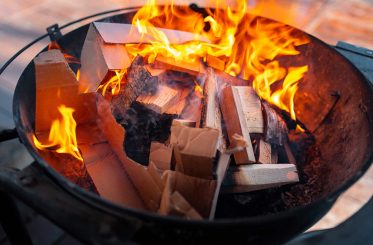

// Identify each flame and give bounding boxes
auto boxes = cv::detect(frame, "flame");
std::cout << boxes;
[32,105,83,162]
[97,69,126,96]
[193,80,204,98]
[128,0,309,123]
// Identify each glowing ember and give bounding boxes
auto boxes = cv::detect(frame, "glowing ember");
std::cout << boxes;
[126,0,309,122]
[33,105,83,161]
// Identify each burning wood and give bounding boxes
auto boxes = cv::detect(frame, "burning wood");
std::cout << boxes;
[111,56,158,122]
[262,101,289,146]
[222,164,299,193]
[34,50,96,132]
[152,55,206,75]
[79,23,132,93]
[137,85,181,114]
[205,55,226,71]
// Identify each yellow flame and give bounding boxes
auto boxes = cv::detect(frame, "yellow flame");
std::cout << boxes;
[97,69,126,96]
[126,0,309,122]
[33,105,83,161]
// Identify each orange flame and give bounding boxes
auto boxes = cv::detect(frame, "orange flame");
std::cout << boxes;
[97,69,126,96]
[32,105,83,161]
[128,0,309,122]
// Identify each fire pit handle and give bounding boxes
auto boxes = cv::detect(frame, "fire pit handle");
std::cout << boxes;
[0,162,142,244]
[0,128,19,142]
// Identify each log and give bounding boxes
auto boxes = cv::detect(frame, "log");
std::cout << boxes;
[79,23,132,93]
[96,94,162,211]
[262,101,289,146]
[170,125,219,179]
[152,55,206,75]
[160,170,217,218]
[258,139,272,164]
[137,85,181,114]
[201,68,226,151]
[111,56,158,123]
[206,54,226,71]
[149,142,173,171]
[219,86,256,164]
[34,49,97,132]
[159,191,202,220]
[222,164,299,193]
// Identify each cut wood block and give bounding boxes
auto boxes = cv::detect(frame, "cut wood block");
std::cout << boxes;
[164,89,189,115]
[160,170,216,218]
[206,54,226,71]
[202,68,226,151]
[93,22,210,45]
[137,85,181,114]
[34,50,97,132]
[222,164,299,193]
[262,101,288,146]
[159,191,202,220]
[152,55,206,75]
[149,142,173,171]
[219,86,256,164]
[96,94,162,211]
[258,139,272,164]
[79,23,132,93]
[170,125,219,178]
[111,56,158,122]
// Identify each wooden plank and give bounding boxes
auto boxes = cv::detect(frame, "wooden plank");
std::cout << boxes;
[222,164,299,193]
[34,49,97,132]
[152,55,206,75]
[258,139,272,164]
[206,54,225,71]
[201,68,226,151]
[219,86,255,164]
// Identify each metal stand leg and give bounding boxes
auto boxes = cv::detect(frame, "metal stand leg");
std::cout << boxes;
[0,192,33,245]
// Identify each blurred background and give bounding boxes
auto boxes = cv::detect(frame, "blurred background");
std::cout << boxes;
[0,0,372,244]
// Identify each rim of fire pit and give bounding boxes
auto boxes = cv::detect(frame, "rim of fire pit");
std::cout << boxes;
[10,6,373,225]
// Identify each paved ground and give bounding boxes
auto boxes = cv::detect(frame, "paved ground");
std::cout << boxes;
[0,0,372,244]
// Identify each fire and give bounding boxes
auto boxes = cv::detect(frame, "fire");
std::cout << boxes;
[48,41,80,64]
[32,105,83,162]
[127,0,309,122]
[97,69,126,96]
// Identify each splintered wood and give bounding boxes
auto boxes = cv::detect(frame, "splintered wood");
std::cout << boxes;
[137,85,181,114]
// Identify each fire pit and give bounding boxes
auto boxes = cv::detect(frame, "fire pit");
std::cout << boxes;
[0,2,372,244]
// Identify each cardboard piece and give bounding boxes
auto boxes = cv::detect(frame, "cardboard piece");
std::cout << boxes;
[159,191,202,220]
[172,119,196,128]
[34,50,97,132]
[219,86,256,164]
[222,164,299,193]
[149,142,173,171]
[79,23,131,93]
[96,94,162,211]
[160,170,217,218]
[170,125,219,178]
